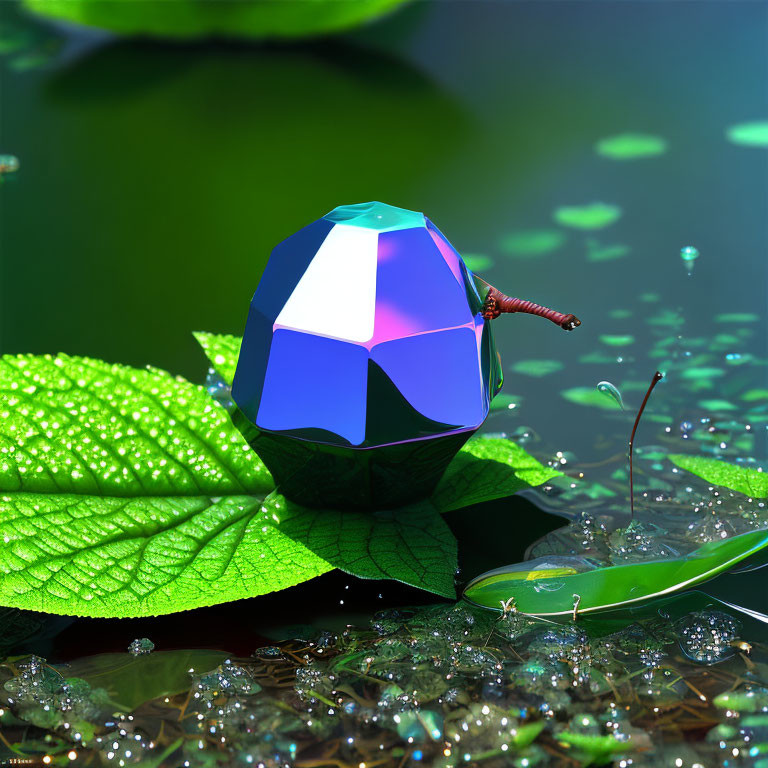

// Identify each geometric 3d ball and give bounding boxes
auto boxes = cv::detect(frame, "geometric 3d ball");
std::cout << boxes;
[232,202,502,509]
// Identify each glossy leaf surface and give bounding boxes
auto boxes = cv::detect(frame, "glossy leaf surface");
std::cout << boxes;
[463,529,768,616]
[669,453,768,497]
[22,0,408,39]
[262,492,458,598]
[431,436,561,513]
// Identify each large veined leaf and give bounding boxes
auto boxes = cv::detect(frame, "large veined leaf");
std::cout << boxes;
[669,454,768,497]
[0,354,338,617]
[0,492,334,616]
[22,0,409,39]
[0,353,272,496]
[263,492,457,598]
[463,529,768,616]
[432,436,561,513]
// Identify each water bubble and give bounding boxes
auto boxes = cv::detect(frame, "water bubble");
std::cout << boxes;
[678,611,740,664]
[597,381,624,410]
[680,246,699,275]
[127,638,154,656]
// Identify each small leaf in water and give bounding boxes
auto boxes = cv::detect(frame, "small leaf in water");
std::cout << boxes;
[599,334,635,347]
[586,240,630,262]
[510,359,564,377]
[461,253,495,272]
[742,389,768,402]
[726,121,768,148]
[562,386,624,410]
[489,393,521,411]
[698,398,738,412]
[669,454,768,497]
[680,366,725,380]
[715,313,759,323]
[497,229,566,258]
[553,203,622,230]
[596,381,624,410]
[464,530,768,615]
[595,133,668,160]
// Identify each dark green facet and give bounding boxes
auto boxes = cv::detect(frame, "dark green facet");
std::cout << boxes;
[233,409,472,510]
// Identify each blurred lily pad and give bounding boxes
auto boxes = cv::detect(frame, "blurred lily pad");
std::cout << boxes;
[498,229,566,258]
[462,253,495,272]
[698,398,738,411]
[562,386,623,410]
[726,121,768,148]
[599,334,635,347]
[715,313,759,323]
[22,0,410,39]
[586,240,630,262]
[553,203,622,230]
[489,393,522,411]
[595,133,668,160]
[510,359,564,377]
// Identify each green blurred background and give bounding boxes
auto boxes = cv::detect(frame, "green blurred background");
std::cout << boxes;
[2,0,767,464]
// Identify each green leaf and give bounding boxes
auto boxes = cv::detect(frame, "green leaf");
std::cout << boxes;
[464,529,768,616]
[594,133,667,160]
[553,203,622,230]
[0,353,272,496]
[22,0,409,39]
[432,436,561,513]
[193,331,241,387]
[561,386,623,411]
[64,650,230,711]
[263,492,457,598]
[669,454,768,497]
[0,493,333,617]
[0,353,341,617]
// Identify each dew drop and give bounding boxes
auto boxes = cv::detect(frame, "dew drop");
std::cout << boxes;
[680,246,699,275]
[596,381,624,410]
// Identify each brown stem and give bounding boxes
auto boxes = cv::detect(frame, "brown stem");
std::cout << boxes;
[482,286,581,331]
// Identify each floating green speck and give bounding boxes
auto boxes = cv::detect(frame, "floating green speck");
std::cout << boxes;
[726,121,768,148]
[595,133,668,160]
[586,240,630,262]
[608,308,633,320]
[562,386,625,410]
[698,399,738,412]
[462,253,495,272]
[742,389,768,402]
[639,292,661,303]
[553,203,622,230]
[716,313,759,323]
[599,334,635,347]
[498,229,566,257]
[680,367,725,381]
[489,393,522,411]
[511,359,564,377]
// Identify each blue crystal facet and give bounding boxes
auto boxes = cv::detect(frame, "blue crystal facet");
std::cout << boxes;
[232,202,502,508]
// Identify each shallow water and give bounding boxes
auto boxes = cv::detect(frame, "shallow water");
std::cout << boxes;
[2,1,768,765]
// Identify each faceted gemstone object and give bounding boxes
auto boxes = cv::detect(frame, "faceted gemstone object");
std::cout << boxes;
[232,202,502,509]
